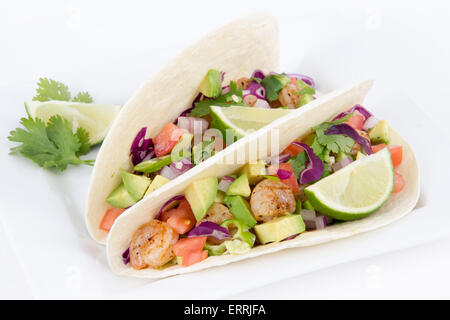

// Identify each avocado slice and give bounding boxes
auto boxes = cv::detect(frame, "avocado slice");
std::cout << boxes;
[185,177,218,221]
[224,195,257,228]
[198,69,222,98]
[121,171,151,201]
[369,120,390,144]
[226,173,251,197]
[254,214,305,244]
[356,151,366,160]
[106,183,136,208]
[144,175,170,197]
[239,161,266,185]
[214,190,226,203]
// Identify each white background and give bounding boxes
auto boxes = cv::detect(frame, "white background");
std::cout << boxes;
[1,0,450,299]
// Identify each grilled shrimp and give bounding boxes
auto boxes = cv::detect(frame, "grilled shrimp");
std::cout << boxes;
[236,77,251,89]
[129,220,179,270]
[250,179,296,222]
[243,94,257,107]
[278,84,300,109]
[197,202,233,226]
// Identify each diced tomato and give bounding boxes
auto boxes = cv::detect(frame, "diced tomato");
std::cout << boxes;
[371,144,403,168]
[99,208,125,231]
[161,199,196,234]
[154,123,185,157]
[282,140,305,157]
[371,143,387,153]
[278,163,300,194]
[289,77,298,86]
[393,170,405,193]
[345,112,364,131]
[181,250,208,267]
[388,145,403,168]
[173,236,207,257]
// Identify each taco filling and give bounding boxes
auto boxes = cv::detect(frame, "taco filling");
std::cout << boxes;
[99,69,317,232]
[121,105,405,270]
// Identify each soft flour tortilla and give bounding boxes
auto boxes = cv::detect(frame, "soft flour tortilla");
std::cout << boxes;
[86,14,280,244]
[107,79,419,279]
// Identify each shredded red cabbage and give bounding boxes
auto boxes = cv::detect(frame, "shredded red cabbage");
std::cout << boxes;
[332,104,373,122]
[243,81,266,100]
[283,233,300,241]
[130,127,154,166]
[326,124,372,155]
[292,142,324,184]
[277,169,292,180]
[122,247,130,264]
[156,195,185,219]
[266,153,290,165]
[251,70,266,80]
[283,73,316,88]
[188,221,231,240]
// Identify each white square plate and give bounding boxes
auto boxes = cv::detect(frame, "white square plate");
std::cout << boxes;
[1,17,448,298]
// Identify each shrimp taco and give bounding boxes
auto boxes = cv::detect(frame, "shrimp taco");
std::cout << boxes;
[86,14,323,244]
[106,80,419,278]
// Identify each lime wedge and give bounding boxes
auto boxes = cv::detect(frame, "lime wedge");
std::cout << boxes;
[210,105,292,140]
[25,100,121,145]
[304,148,394,220]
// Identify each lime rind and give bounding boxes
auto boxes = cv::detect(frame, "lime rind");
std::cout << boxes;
[304,148,394,221]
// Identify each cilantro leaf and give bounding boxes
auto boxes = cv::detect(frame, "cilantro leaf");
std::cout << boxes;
[33,78,71,102]
[75,127,91,156]
[261,74,290,101]
[310,115,354,162]
[190,81,245,117]
[289,151,308,179]
[8,116,94,171]
[73,91,93,103]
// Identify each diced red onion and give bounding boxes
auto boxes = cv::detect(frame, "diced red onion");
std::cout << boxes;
[177,116,209,134]
[326,124,372,155]
[160,165,179,180]
[362,116,379,131]
[170,158,193,175]
[251,70,266,80]
[315,215,328,230]
[270,72,315,89]
[300,209,316,222]
[218,176,235,192]
[253,99,270,109]
[187,221,231,240]
[333,104,373,122]
[122,247,130,265]
[277,169,292,180]
[305,220,316,230]
[283,73,316,89]
[222,85,230,94]
[292,142,324,184]
[265,153,290,165]
[156,195,185,219]
[332,157,353,172]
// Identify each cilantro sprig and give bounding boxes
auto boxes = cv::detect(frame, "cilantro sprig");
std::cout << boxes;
[8,116,94,171]
[311,115,353,161]
[190,81,245,117]
[33,78,93,103]
[8,78,96,171]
